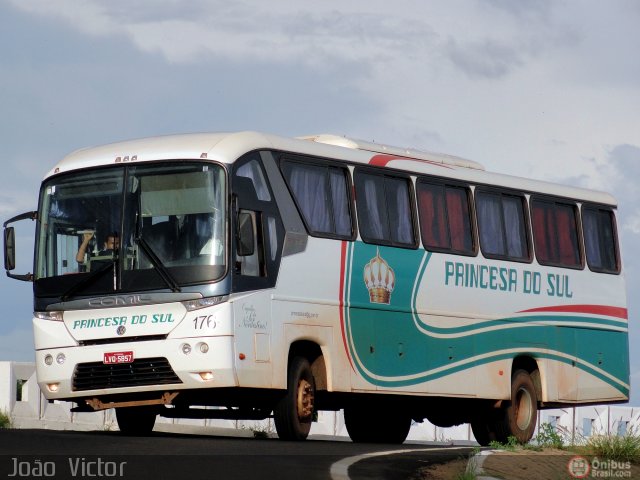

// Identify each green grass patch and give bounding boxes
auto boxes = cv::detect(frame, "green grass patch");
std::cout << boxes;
[581,433,640,463]
[0,410,12,429]
[489,435,520,451]
[534,422,565,449]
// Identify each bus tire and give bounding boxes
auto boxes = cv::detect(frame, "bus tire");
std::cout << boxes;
[274,356,315,441]
[471,417,502,446]
[115,406,156,436]
[344,406,411,444]
[470,409,504,446]
[501,369,538,443]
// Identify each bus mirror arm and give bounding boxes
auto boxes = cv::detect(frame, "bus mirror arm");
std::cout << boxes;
[3,210,37,282]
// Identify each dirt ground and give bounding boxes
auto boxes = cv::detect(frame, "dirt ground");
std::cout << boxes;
[415,449,640,479]
[413,457,469,479]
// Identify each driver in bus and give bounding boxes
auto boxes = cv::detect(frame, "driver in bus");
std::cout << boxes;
[76,231,120,267]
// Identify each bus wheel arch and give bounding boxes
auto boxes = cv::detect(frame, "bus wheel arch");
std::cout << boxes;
[504,369,538,443]
[274,356,316,440]
[511,356,542,403]
[288,340,328,391]
[472,358,541,446]
[273,341,326,441]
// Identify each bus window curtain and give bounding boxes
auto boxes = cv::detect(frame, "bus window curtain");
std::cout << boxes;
[583,211,601,267]
[477,193,505,256]
[502,196,527,259]
[418,184,446,248]
[556,206,579,266]
[329,168,352,237]
[446,187,469,252]
[287,164,331,234]
[361,176,386,240]
[389,178,414,245]
[532,204,550,262]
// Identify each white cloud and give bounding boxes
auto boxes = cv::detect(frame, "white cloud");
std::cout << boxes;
[7,1,436,66]
[6,2,637,183]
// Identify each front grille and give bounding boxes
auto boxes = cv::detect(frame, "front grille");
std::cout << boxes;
[72,357,182,391]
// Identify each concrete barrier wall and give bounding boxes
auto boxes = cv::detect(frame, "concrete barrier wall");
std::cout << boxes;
[2,361,636,442]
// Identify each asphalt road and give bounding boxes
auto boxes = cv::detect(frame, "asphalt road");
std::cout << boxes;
[0,429,474,480]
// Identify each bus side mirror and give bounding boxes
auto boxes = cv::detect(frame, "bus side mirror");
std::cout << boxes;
[237,211,255,257]
[4,226,15,271]
[3,210,36,281]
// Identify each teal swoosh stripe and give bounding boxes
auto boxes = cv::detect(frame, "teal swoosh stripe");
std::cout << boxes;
[344,305,628,333]
[410,314,628,335]
[362,351,629,397]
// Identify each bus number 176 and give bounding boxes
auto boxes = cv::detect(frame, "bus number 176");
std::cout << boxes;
[193,315,216,330]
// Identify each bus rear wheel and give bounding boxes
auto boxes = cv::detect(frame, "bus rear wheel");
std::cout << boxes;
[344,405,411,444]
[115,406,157,436]
[274,356,316,441]
[471,369,538,445]
[503,369,538,443]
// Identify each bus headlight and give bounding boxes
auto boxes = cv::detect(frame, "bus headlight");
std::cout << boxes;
[35,311,63,321]
[181,343,192,355]
[56,353,66,364]
[182,296,226,312]
[44,354,53,366]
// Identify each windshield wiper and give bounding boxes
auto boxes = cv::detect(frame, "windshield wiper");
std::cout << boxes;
[61,261,115,302]
[136,236,182,292]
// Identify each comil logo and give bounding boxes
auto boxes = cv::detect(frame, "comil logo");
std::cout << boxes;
[567,456,591,479]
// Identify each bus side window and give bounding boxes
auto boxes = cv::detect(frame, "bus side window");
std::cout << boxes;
[476,189,531,262]
[354,169,417,248]
[232,154,282,283]
[280,159,354,239]
[236,160,271,201]
[531,197,581,269]
[582,206,620,274]
[416,179,475,255]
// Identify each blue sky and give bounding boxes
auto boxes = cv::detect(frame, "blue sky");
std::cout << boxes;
[1,0,639,401]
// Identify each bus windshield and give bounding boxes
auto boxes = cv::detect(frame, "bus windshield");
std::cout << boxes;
[35,162,226,298]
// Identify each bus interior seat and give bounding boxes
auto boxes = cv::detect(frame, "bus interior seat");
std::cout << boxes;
[141,220,177,266]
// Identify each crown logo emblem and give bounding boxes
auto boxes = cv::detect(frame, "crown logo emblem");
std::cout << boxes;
[363,248,395,304]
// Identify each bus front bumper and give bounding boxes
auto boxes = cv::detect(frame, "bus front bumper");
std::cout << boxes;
[35,335,238,401]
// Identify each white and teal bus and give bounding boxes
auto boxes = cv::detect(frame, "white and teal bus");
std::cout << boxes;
[4,132,629,444]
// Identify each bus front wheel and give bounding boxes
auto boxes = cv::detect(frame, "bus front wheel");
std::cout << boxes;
[115,406,157,436]
[274,356,316,441]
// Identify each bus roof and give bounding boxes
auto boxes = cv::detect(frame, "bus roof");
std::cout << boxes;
[47,131,616,206]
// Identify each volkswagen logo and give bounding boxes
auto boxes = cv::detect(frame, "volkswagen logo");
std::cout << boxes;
[116,325,126,336]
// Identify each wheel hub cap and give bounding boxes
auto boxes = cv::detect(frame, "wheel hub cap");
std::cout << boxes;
[297,379,314,420]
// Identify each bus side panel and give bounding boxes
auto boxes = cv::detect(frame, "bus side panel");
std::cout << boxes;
[269,238,352,392]
[232,291,274,389]
[340,242,629,402]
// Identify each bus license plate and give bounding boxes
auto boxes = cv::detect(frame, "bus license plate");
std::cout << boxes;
[104,351,134,364]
